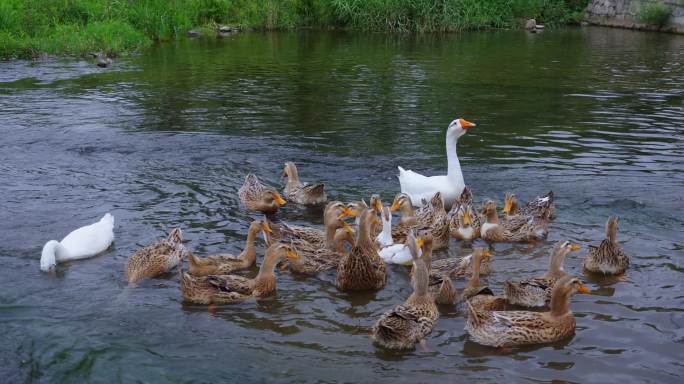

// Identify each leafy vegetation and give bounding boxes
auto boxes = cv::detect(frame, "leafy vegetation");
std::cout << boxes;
[0,0,591,59]
[637,2,672,27]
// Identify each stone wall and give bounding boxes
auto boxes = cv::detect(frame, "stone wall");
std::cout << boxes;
[585,0,684,33]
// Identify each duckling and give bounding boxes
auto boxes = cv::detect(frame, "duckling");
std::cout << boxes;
[187,219,272,276]
[449,204,481,241]
[458,248,507,311]
[584,216,629,275]
[125,228,186,284]
[504,241,581,307]
[282,162,327,205]
[504,191,555,221]
[480,200,548,243]
[286,227,355,275]
[180,243,299,304]
[372,232,438,350]
[279,201,353,249]
[336,209,386,291]
[465,275,590,347]
[238,173,286,215]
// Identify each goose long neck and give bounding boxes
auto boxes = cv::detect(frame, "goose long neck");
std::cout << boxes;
[550,287,572,317]
[240,227,259,263]
[446,132,463,183]
[40,240,66,271]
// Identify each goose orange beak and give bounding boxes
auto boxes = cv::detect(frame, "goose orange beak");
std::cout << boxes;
[459,118,476,129]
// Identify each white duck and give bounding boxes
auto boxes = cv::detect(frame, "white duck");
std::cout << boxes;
[377,206,421,265]
[40,213,115,272]
[398,118,476,209]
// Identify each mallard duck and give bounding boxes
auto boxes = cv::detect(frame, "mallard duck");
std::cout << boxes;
[187,219,272,276]
[279,201,353,249]
[336,209,386,291]
[504,241,581,307]
[429,248,492,280]
[40,213,115,272]
[465,275,590,347]
[398,118,476,209]
[480,200,548,243]
[584,216,629,275]
[390,193,417,226]
[125,228,186,284]
[504,191,555,221]
[285,227,355,275]
[390,192,449,250]
[180,243,299,304]
[282,161,327,205]
[457,248,506,311]
[372,232,438,349]
[416,234,458,305]
[238,173,286,215]
[449,204,481,241]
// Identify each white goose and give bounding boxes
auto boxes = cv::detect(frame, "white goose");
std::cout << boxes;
[398,118,476,209]
[377,206,421,265]
[40,213,115,272]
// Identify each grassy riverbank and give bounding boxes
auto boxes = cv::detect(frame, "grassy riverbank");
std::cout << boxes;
[0,0,590,59]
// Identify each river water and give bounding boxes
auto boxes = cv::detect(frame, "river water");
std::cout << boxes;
[1,27,683,383]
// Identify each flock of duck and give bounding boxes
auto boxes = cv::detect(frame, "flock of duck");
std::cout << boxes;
[39,118,630,350]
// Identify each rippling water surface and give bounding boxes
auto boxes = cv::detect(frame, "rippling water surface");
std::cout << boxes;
[1,27,683,383]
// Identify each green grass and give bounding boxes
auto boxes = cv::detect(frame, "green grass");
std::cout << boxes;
[637,2,672,27]
[0,0,591,59]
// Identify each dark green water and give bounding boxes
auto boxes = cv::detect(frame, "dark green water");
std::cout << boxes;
[1,27,683,383]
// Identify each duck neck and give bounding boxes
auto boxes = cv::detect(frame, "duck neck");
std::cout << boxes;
[549,288,571,317]
[400,203,414,221]
[256,250,280,280]
[285,167,301,190]
[40,240,67,271]
[378,216,392,245]
[239,227,258,263]
[411,260,429,297]
[446,131,464,184]
[545,250,567,279]
[466,254,482,289]
[606,221,618,246]
[357,218,374,251]
[486,210,499,225]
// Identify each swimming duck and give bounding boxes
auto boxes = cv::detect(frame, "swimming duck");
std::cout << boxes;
[458,248,507,311]
[40,213,115,272]
[391,192,449,250]
[397,118,476,209]
[336,209,386,291]
[285,227,355,275]
[465,275,590,347]
[187,219,272,276]
[504,241,581,307]
[180,243,299,304]
[372,232,439,350]
[125,228,186,284]
[584,216,629,275]
[504,191,555,221]
[417,235,458,305]
[282,161,327,205]
[429,248,492,281]
[480,200,548,243]
[279,201,353,249]
[449,204,481,241]
[238,173,286,215]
